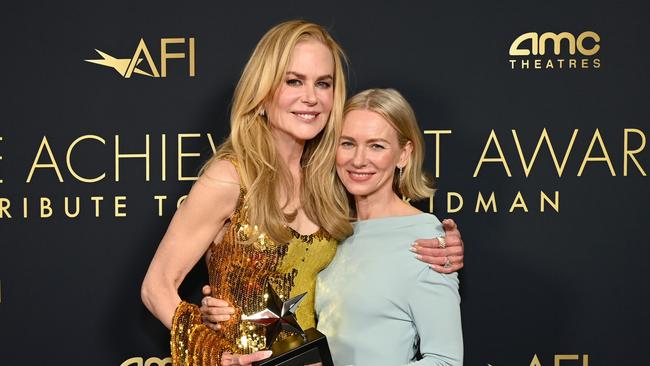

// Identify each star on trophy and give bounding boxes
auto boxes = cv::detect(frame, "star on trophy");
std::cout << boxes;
[242,283,333,366]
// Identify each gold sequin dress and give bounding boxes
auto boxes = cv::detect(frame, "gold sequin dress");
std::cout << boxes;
[170,161,338,366]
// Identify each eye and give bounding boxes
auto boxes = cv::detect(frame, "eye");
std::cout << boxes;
[370,144,386,150]
[316,81,332,89]
[286,79,302,87]
[340,141,354,148]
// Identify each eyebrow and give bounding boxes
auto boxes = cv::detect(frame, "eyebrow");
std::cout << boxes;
[340,136,392,144]
[286,71,333,81]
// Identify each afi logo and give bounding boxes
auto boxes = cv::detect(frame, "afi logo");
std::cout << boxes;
[509,31,600,56]
[530,354,589,366]
[85,38,195,78]
[120,356,171,366]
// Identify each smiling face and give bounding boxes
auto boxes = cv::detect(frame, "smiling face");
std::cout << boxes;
[265,40,335,144]
[336,109,412,198]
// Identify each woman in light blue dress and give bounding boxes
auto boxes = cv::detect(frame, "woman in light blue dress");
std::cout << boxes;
[315,88,463,366]
[198,88,463,365]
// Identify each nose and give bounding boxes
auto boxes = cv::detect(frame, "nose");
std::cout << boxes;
[352,146,367,168]
[301,84,317,105]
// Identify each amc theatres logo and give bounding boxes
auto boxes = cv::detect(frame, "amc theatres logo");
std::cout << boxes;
[508,31,600,70]
[85,37,195,78]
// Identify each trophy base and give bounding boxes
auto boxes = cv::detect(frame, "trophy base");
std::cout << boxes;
[252,328,333,366]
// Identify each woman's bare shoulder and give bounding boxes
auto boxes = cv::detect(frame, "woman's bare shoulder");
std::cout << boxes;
[199,158,241,188]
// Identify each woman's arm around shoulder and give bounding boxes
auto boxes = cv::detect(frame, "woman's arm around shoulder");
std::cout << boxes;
[141,159,241,329]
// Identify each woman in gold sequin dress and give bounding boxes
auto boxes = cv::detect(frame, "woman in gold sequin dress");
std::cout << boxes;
[142,20,351,366]
[142,20,465,366]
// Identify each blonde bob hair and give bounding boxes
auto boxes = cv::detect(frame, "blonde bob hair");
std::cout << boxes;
[343,88,434,201]
[204,20,352,243]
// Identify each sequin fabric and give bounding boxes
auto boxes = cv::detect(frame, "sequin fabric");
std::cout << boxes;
[171,159,338,366]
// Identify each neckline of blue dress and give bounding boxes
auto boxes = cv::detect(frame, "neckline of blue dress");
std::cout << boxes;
[352,212,433,227]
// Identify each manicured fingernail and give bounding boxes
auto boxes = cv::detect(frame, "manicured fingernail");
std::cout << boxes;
[410,246,417,252]
[415,254,422,260]
[263,350,273,357]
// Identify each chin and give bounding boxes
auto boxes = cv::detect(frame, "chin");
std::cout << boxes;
[341,182,376,197]
[294,125,326,141]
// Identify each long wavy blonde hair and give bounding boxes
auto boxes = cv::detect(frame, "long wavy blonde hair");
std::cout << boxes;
[204,20,353,243]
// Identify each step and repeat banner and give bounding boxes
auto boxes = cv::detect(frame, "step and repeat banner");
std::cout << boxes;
[1,1,647,365]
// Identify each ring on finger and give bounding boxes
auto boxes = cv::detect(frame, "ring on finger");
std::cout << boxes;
[437,236,446,249]
[444,256,452,269]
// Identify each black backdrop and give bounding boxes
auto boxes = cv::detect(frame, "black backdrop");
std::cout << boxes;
[1,1,648,365]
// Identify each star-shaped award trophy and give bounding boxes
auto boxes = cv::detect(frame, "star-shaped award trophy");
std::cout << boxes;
[243,283,333,366]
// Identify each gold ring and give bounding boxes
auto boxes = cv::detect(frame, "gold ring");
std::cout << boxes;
[438,237,446,249]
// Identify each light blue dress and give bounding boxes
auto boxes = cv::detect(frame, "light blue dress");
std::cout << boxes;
[315,213,463,366]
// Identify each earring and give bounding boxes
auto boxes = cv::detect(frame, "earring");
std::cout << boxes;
[398,166,403,181]
[259,108,266,117]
